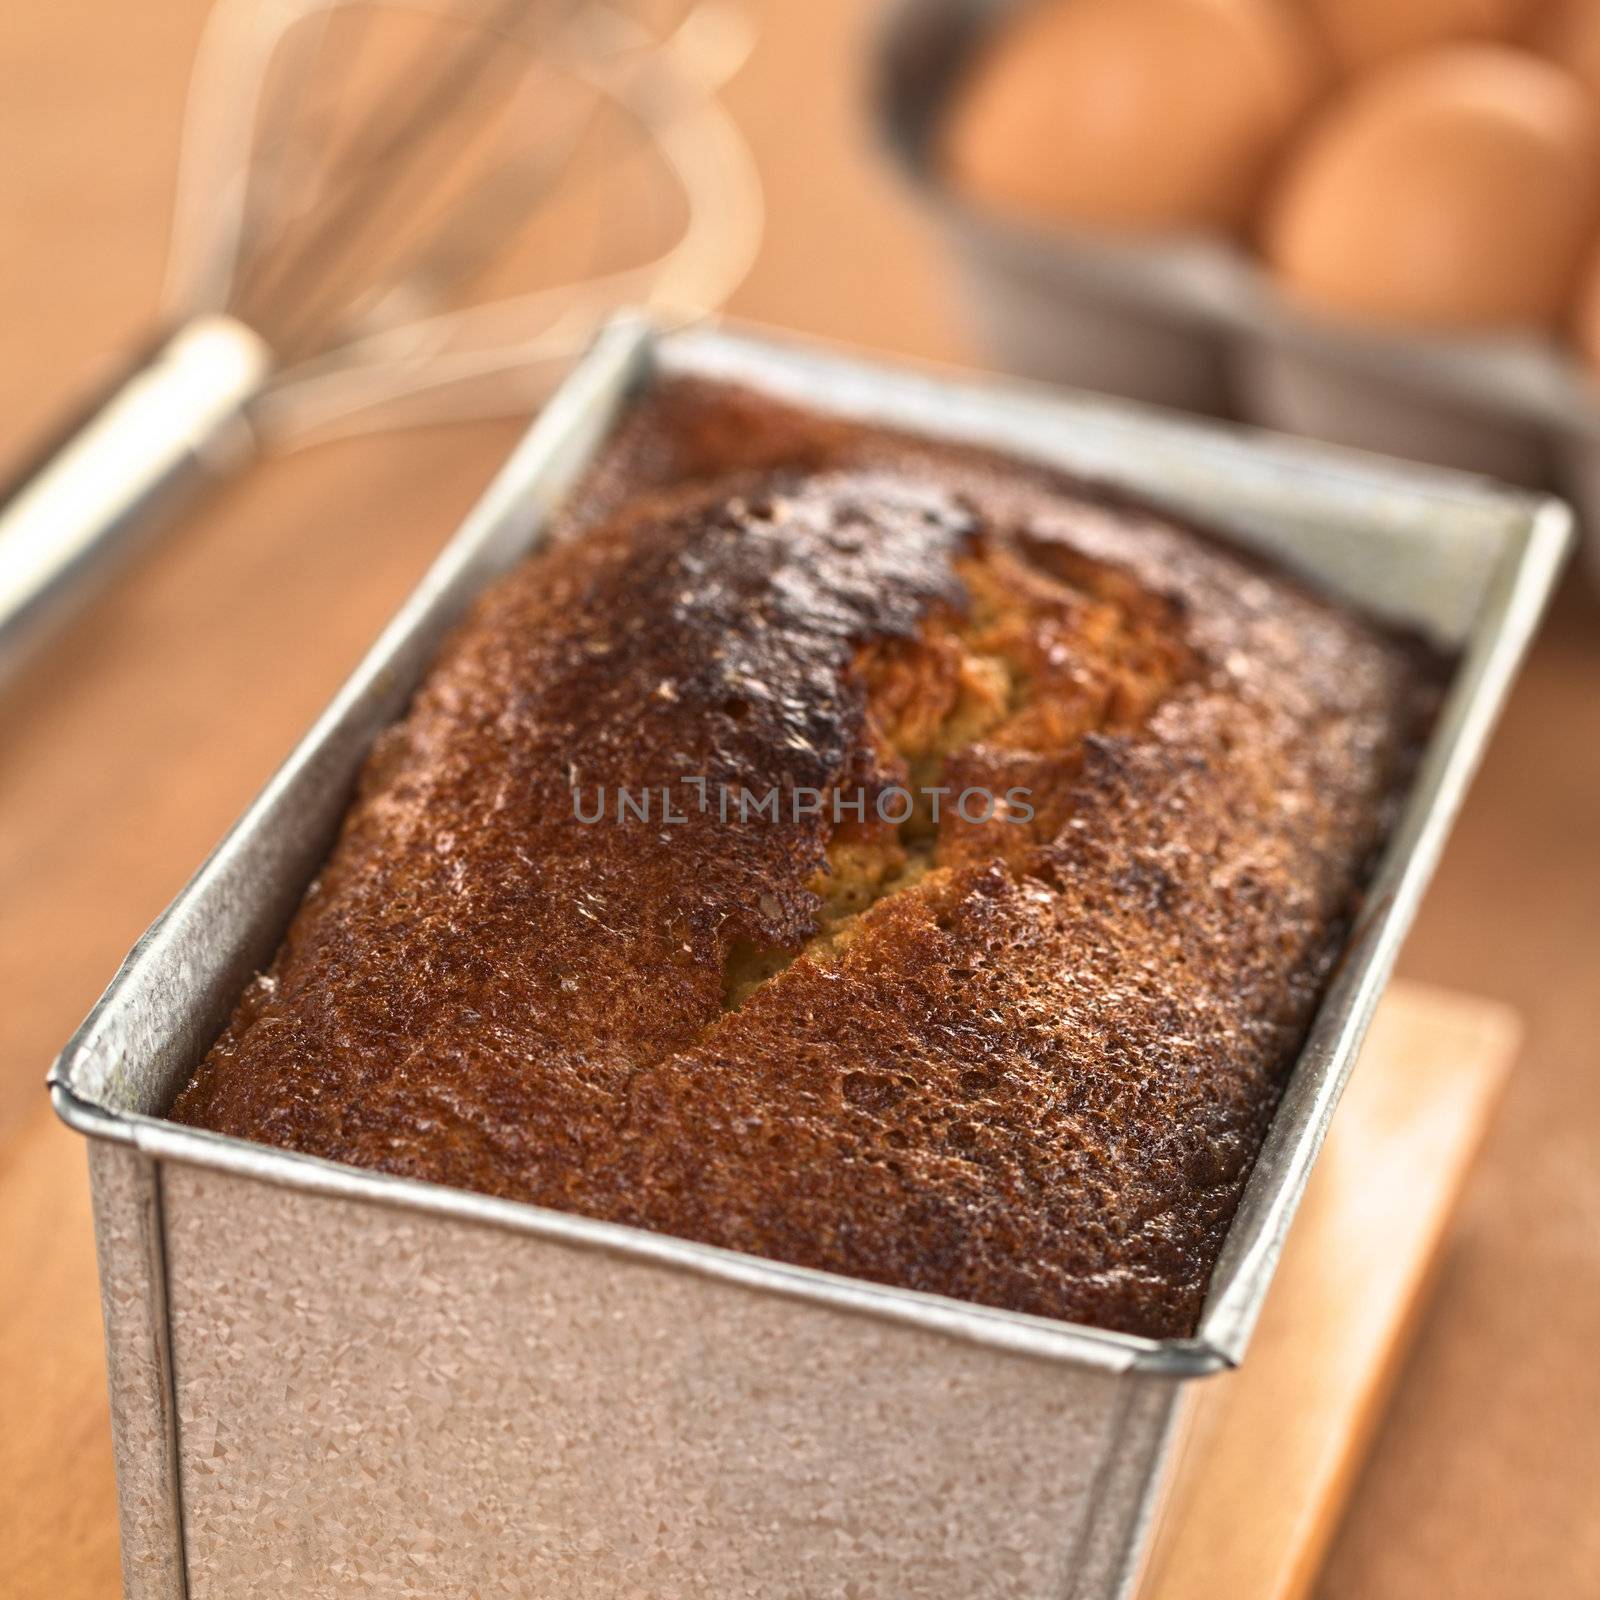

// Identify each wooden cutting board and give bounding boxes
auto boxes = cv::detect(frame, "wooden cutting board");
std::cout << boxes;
[1139,983,1517,1600]
[0,981,1515,1600]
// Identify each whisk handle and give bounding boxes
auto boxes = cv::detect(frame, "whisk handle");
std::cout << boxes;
[0,314,272,676]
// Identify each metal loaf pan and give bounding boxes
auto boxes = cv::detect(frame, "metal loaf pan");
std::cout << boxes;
[875,0,1600,579]
[51,317,1568,1600]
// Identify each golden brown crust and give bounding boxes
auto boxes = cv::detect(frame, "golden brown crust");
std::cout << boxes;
[171,380,1441,1337]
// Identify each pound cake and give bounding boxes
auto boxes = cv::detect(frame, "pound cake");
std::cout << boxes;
[171,380,1441,1338]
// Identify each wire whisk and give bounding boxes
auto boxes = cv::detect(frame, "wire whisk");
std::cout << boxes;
[0,0,761,669]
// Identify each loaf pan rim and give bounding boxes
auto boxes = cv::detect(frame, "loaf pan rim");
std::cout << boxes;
[48,313,1571,1381]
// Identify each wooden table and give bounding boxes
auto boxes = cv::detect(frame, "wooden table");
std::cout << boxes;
[3,2,1599,1595]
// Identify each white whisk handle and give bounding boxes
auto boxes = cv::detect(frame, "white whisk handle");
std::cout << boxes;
[0,314,271,676]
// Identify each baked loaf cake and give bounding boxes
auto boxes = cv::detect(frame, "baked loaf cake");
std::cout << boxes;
[172,380,1440,1338]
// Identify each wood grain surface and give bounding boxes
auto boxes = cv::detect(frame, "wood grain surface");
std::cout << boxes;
[2,2,1599,1596]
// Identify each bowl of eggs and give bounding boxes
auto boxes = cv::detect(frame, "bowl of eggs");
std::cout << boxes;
[876,0,1600,567]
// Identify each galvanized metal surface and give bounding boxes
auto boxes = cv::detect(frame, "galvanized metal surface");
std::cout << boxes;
[51,317,1569,1598]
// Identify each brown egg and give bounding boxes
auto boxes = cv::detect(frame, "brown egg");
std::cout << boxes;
[941,0,1322,233]
[1527,0,1600,95]
[1302,0,1530,71]
[1262,45,1600,327]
